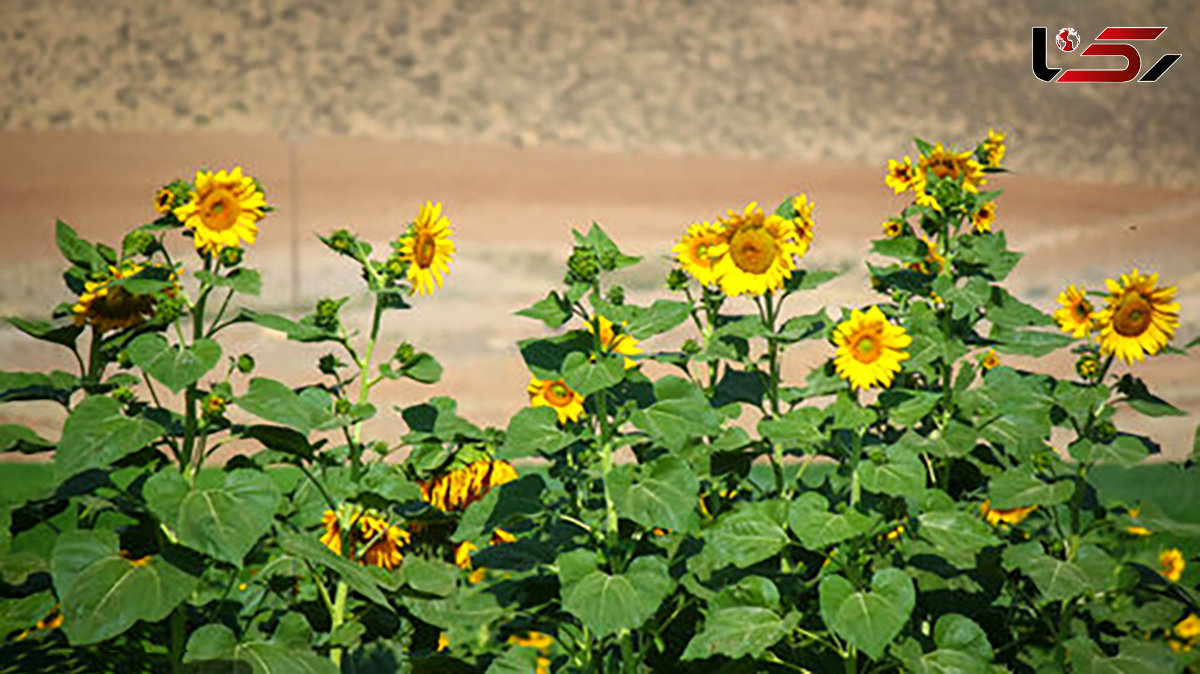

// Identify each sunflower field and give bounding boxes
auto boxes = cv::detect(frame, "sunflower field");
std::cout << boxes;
[1,132,1198,673]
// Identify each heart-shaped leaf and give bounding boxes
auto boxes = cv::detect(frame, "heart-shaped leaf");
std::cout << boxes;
[559,551,671,638]
[819,568,915,660]
[127,334,222,393]
[145,469,281,564]
[681,606,799,661]
[612,456,699,532]
[55,396,165,479]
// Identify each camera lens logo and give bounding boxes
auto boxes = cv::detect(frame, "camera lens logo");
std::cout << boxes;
[1056,27,1080,52]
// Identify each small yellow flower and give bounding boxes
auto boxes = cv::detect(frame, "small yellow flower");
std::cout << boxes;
[907,236,945,276]
[1095,269,1180,364]
[420,460,519,513]
[672,222,724,286]
[398,201,456,296]
[1160,548,1185,582]
[1053,285,1097,339]
[508,631,554,651]
[1126,526,1153,536]
[832,306,912,391]
[154,187,175,214]
[920,143,987,193]
[982,128,1007,168]
[981,500,1037,526]
[437,632,450,652]
[790,193,817,253]
[885,524,906,541]
[491,528,516,545]
[528,377,585,424]
[590,315,642,369]
[980,349,999,371]
[882,219,903,238]
[1175,614,1200,641]
[884,156,920,194]
[972,201,997,233]
[913,175,941,212]
[174,167,268,255]
[454,540,477,570]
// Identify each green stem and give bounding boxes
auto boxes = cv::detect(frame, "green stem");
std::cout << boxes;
[350,299,384,480]
[588,291,620,550]
[181,258,213,477]
[761,293,789,498]
[844,644,858,674]
[619,630,636,674]
[169,607,185,674]
[84,326,104,389]
[329,580,349,666]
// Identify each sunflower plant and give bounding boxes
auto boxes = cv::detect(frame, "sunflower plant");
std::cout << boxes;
[2,132,1199,674]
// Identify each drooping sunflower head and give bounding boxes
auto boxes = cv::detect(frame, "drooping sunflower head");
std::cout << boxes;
[1053,285,1097,338]
[420,459,518,513]
[981,128,1007,167]
[72,263,174,333]
[319,504,411,570]
[709,203,804,297]
[832,306,912,391]
[884,156,920,195]
[972,201,997,234]
[920,143,987,192]
[672,222,723,286]
[174,167,268,256]
[1160,548,1186,582]
[1094,269,1179,364]
[590,315,642,369]
[790,193,816,252]
[881,219,904,238]
[528,377,585,424]
[398,201,456,296]
[980,500,1037,526]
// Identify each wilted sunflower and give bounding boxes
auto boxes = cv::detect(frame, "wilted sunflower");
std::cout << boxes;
[672,222,723,286]
[884,156,921,194]
[881,219,904,238]
[1094,269,1179,364]
[709,203,805,297]
[528,377,585,424]
[398,201,456,296]
[590,315,642,369]
[1053,285,1097,338]
[1160,548,1186,582]
[72,263,174,333]
[320,505,411,571]
[174,167,268,255]
[920,143,987,192]
[981,500,1036,526]
[832,306,912,390]
[982,128,1006,167]
[790,193,816,253]
[972,201,997,233]
[420,459,518,513]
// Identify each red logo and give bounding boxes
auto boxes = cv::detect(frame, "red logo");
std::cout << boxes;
[1032,26,1181,83]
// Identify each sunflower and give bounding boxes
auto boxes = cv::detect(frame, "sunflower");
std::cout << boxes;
[1094,269,1180,364]
[709,203,805,297]
[832,306,912,390]
[1053,285,1097,338]
[982,128,1006,167]
[980,348,999,371]
[920,143,987,192]
[672,222,723,286]
[907,236,945,276]
[913,175,941,212]
[790,193,816,253]
[884,156,920,194]
[174,167,268,255]
[1176,615,1200,641]
[882,219,904,238]
[398,201,456,296]
[72,263,172,333]
[1160,548,1186,582]
[590,315,642,368]
[528,377,585,424]
[320,505,411,570]
[154,187,175,214]
[420,459,519,512]
[508,632,553,674]
[980,500,1037,526]
[972,201,997,233]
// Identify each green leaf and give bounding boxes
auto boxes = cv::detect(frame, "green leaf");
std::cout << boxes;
[986,287,1052,328]
[681,606,799,661]
[788,493,878,550]
[1065,637,1176,674]
[145,469,281,564]
[989,325,1073,357]
[871,237,928,263]
[56,220,105,272]
[403,353,443,384]
[453,475,545,544]
[276,531,389,608]
[933,276,990,320]
[127,334,222,393]
[916,510,999,569]
[988,466,1074,509]
[819,568,915,660]
[955,230,1021,280]
[758,407,823,448]
[183,624,338,674]
[776,309,829,343]
[627,299,691,339]
[561,352,624,396]
[486,647,542,674]
[559,552,671,638]
[704,502,789,569]
[55,395,165,479]
[933,614,993,661]
[516,291,572,328]
[1003,544,1091,601]
[0,424,54,454]
[52,530,198,645]
[236,378,333,435]
[879,389,940,426]
[195,268,261,296]
[242,425,318,461]
[1116,375,1186,417]
[629,376,721,451]
[785,269,839,292]
[234,309,338,343]
[400,396,483,443]
[7,316,84,349]
[856,447,926,499]
[499,407,571,459]
[0,592,56,638]
[612,456,699,532]
[401,555,457,597]
[1069,436,1149,468]
[0,370,79,405]
[403,585,504,648]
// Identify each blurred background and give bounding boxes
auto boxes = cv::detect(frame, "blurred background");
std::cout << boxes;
[1,0,1198,455]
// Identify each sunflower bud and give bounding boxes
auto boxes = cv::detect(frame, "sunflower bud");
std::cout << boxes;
[219,246,244,268]
[202,392,228,420]
[565,247,600,285]
[1094,420,1118,444]
[117,349,134,369]
[319,354,342,375]
[122,230,157,257]
[605,286,626,306]
[681,338,701,356]
[666,268,689,291]
[112,386,136,405]
[314,298,342,331]
[236,354,255,374]
[1076,354,1100,379]
[325,228,359,256]
[394,341,417,366]
[335,398,353,416]
[156,295,186,324]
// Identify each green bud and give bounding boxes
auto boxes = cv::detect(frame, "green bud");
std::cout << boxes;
[117,349,134,369]
[325,228,358,256]
[314,298,342,331]
[219,246,244,267]
[681,338,701,356]
[202,392,228,419]
[335,398,353,416]
[236,354,255,374]
[112,386,136,404]
[605,286,626,306]
[1094,420,1118,444]
[122,230,158,257]
[597,247,618,271]
[666,268,689,291]
[155,295,186,324]
[393,341,417,366]
[565,246,600,285]
[1076,354,1100,379]
[319,354,342,375]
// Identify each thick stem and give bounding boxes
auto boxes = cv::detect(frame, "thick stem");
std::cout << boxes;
[761,293,789,497]
[169,607,185,674]
[84,326,104,389]
[181,258,212,477]
[329,580,349,666]
[350,299,384,480]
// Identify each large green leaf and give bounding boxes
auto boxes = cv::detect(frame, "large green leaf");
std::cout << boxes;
[987,466,1073,509]
[629,376,721,451]
[788,492,878,550]
[915,511,999,569]
[0,423,55,454]
[561,352,625,396]
[681,606,799,661]
[55,396,165,479]
[183,623,337,674]
[127,334,222,393]
[401,555,457,597]
[758,407,824,448]
[516,291,572,329]
[0,370,79,405]
[51,530,198,645]
[7,316,85,349]
[856,447,926,499]
[276,531,389,608]
[627,300,691,339]
[558,551,671,638]
[56,220,106,272]
[403,585,505,648]
[195,268,261,296]
[1065,637,1176,674]
[611,456,699,531]
[145,469,281,564]
[1069,436,1150,468]
[0,592,56,638]
[1002,543,1092,602]
[236,378,333,435]
[819,568,915,660]
[704,502,790,569]
[499,407,572,459]
[933,614,993,660]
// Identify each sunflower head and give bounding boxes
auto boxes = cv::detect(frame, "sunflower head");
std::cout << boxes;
[528,377,585,424]
[981,128,1007,167]
[980,348,999,371]
[1052,285,1097,338]
[980,500,1037,526]
[672,222,723,286]
[154,188,175,214]
[882,219,904,238]
[1093,269,1180,364]
[789,193,816,252]
[709,203,805,297]
[972,201,997,234]
[320,504,411,570]
[398,201,456,296]
[884,156,920,194]
[1160,548,1186,582]
[832,306,912,390]
[590,315,642,369]
[920,143,986,193]
[419,459,519,512]
[174,167,268,256]
[1175,614,1200,641]
[71,263,176,333]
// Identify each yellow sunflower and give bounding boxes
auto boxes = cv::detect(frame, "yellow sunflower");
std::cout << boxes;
[420,459,518,512]
[320,505,411,570]
[884,156,920,194]
[1160,548,1186,582]
[507,632,553,674]
[908,236,945,276]
[672,222,723,286]
[1053,285,1097,338]
[528,377,585,424]
[972,201,997,233]
[982,128,1006,167]
[790,193,816,253]
[709,203,805,297]
[590,315,642,369]
[1094,269,1180,364]
[832,306,912,390]
[154,187,174,214]
[912,170,941,212]
[882,219,904,238]
[174,167,268,255]
[399,201,456,296]
[1176,614,1200,641]
[72,263,173,333]
[981,500,1037,526]
[980,348,999,371]
[920,143,987,193]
